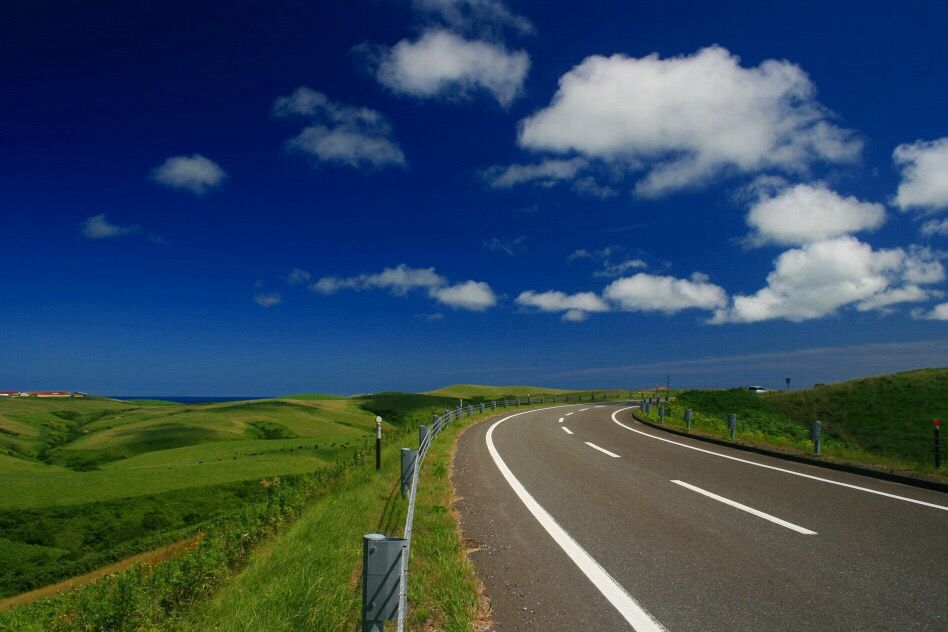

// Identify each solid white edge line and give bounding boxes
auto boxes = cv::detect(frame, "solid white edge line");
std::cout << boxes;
[565,412,574,416]
[562,427,574,435]
[610,407,948,512]
[579,407,590,411]
[585,441,621,458]
[671,480,817,535]
[486,407,666,631]
[558,417,565,423]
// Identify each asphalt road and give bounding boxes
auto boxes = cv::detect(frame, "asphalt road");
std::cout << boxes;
[453,403,948,631]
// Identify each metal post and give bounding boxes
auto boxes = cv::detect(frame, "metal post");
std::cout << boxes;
[659,405,665,425]
[934,419,942,469]
[400,448,416,497]
[684,408,692,430]
[375,416,382,470]
[419,425,428,449]
[362,533,405,631]
[728,414,736,439]
[811,420,822,456]
[517,397,521,406]
[480,402,485,413]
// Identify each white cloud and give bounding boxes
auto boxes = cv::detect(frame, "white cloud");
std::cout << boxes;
[286,268,311,285]
[921,219,948,237]
[274,87,405,170]
[375,29,529,106]
[593,258,648,278]
[603,273,728,314]
[572,176,618,199]
[515,290,610,321]
[312,264,495,311]
[412,0,534,36]
[430,280,497,310]
[150,154,227,195]
[485,157,586,188]
[913,302,948,321]
[483,235,526,255]
[714,237,944,323]
[517,46,861,197]
[856,285,937,312]
[893,137,948,213]
[81,214,138,239]
[746,183,885,246]
[253,292,282,308]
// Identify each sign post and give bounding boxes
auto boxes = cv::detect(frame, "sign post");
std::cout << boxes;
[375,416,382,471]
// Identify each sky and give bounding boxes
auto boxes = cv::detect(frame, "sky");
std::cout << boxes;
[2,0,948,395]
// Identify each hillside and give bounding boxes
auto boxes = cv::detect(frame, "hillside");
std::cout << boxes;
[663,367,948,473]
[424,384,577,400]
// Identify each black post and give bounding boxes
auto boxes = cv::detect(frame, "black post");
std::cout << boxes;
[375,416,381,470]
[935,419,942,469]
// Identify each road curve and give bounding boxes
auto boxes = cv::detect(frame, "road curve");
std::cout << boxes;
[453,403,948,631]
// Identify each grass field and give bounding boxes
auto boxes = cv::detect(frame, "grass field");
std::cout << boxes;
[424,384,577,399]
[641,368,948,475]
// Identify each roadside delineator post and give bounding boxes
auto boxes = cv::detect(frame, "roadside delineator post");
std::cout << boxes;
[375,416,382,470]
[728,413,737,439]
[362,533,406,632]
[935,419,942,469]
[659,405,665,425]
[684,408,693,430]
[810,420,822,456]
[400,448,416,497]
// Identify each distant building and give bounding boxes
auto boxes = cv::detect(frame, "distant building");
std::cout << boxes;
[0,391,18,397]
[28,391,72,398]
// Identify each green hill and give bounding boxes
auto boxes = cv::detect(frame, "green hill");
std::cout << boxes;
[659,367,948,473]
[424,384,576,400]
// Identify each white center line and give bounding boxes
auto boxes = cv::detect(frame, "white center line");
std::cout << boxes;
[610,407,948,512]
[671,480,817,535]
[585,442,621,458]
[579,407,590,412]
[558,417,565,423]
[565,412,574,416]
[562,427,574,435]
[486,409,666,631]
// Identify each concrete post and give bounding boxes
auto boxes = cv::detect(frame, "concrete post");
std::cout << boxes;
[419,425,429,448]
[685,408,693,430]
[811,420,822,456]
[400,448,416,497]
[659,405,665,425]
[362,534,405,631]
[728,414,736,439]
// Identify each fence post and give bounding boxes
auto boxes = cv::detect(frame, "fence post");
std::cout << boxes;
[810,420,822,456]
[361,534,405,631]
[492,400,496,411]
[480,402,485,413]
[934,419,941,468]
[684,408,693,430]
[728,414,736,439]
[419,425,429,448]
[400,448,416,497]
[659,405,665,425]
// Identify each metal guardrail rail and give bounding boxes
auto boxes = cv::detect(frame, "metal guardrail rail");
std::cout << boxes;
[360,392,627,631]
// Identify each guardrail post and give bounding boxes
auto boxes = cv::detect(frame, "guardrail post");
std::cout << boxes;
[684,408,693,430]
[659,405,665,425]
[810,420,822,456]
[362,534,405,631]
[480,402,485,413]
[728,413,736,439]
[492,400,496,411]
[516,397,521,406]
[419,425,429,448]
[935,419,942,469]
[400,448,416,497]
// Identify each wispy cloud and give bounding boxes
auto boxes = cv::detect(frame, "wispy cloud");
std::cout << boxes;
[483,235,526,256]
[81,213,139,239]
[253,292,283,308]
[150,154,227,195]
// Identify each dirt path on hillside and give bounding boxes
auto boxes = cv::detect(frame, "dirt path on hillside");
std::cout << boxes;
[0,534,202,611]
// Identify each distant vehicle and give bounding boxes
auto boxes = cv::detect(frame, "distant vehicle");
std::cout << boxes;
[747,385,768,393]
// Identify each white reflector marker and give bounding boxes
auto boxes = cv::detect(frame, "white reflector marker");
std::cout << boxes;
[671,480,816,535]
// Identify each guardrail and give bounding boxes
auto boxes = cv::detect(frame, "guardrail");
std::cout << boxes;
[360,391,629,631]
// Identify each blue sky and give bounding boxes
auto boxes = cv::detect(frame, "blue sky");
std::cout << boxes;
[2,0,947,395]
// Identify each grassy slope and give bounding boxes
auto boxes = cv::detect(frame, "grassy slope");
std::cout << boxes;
[652,367,948,474]
[424,384,575,399]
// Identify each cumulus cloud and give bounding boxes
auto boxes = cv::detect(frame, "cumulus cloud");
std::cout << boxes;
[253,292,282,308]
[921,219,948,237]
[893,137,948,213]
[274,87,405,170]
[286,268,311,285]
[913,302,948,321]
[150,154,227,195]
[373,29,529,106]
[746,183,886,246]
[603,273,728,314]
[430,280,497,310]
[484,157,587,188]
[81,214,139,239]
[412,0,534,36]
[515,290,610,321]
[713,237,944,323]
[517,46,861,197]
[311,264,495,311]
